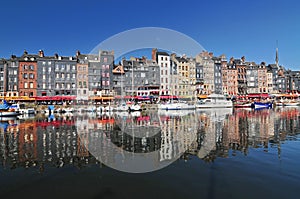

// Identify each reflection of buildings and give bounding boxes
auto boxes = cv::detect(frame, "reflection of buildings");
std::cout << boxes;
[0,116,98,171]
[188,107,300,162]
[158,112,198,161]
[0,107,299,170]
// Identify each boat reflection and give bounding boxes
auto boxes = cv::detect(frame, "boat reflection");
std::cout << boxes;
[0,107,299,171]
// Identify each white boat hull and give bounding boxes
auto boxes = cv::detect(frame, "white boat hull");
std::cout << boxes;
[159,102,196,110]
[0,111,19,117]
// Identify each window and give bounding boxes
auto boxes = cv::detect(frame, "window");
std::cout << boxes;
[61,73,65,78]
[24,82,28,88]
[56,73,59,78]
[106,81,110,86]
[102,72,105,77]
[72,73,76,79]
[29,73,34,79]
[106,73,110,77]
[48,67,51,72]
[23,65,28,70]
[43,83,46,89]
[106,65,109,69]
[61,65,65,70]
[72,65,76,70]
[30,82,33,88]
[67,73,70,79]
[55,64,59,70]
[66,64,70,71]
[29,65,34,70]
[23,73,28,79]
[103,57,108,63]
[83,81,86,88]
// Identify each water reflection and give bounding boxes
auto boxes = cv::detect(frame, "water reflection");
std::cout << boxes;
[0,107,299,172]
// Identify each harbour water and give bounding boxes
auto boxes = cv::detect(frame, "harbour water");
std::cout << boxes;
[0,107,299,199]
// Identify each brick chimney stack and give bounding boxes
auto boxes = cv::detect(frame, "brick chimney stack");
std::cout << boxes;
[152,48,157,61]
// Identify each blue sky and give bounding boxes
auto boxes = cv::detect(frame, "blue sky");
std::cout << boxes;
[0,0,299,70]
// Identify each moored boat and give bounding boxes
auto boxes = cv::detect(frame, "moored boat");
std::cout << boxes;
[0,100,20,117]
[196,94,233,108]
[233,100,252,108]
[252,101,273,109]
[158,101,196,110]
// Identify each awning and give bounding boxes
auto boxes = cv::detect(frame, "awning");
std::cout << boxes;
[159,95,179,99]
[247,93,270,98]
[89,96,114,100]
[34,96,76,101]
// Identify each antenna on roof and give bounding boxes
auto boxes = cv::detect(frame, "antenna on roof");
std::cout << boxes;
[275,40,279,67]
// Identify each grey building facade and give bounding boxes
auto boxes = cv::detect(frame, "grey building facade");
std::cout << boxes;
[53,55,77,96]
[122,57,160,96]
[246,64,259,94]
[88,51,114,96]
[5,55,19,97]
[37,54,55,96]
[213,57,223,94]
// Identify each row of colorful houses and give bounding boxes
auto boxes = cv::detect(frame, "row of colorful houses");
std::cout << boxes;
[0,48,299,102]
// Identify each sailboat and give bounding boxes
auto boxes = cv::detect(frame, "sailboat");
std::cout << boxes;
[0,100,20,117]
[158,62,195,111]
[128,61,141,112]
[115,65,130,112]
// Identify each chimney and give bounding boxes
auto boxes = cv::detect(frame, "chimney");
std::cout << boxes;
[76,50,81,57]
[241,56,245,63]
[38,50,44,57]
[152,48,157,61]
[171,53,176,60]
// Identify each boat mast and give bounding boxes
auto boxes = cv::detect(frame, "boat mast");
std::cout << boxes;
[131,60,134,102]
